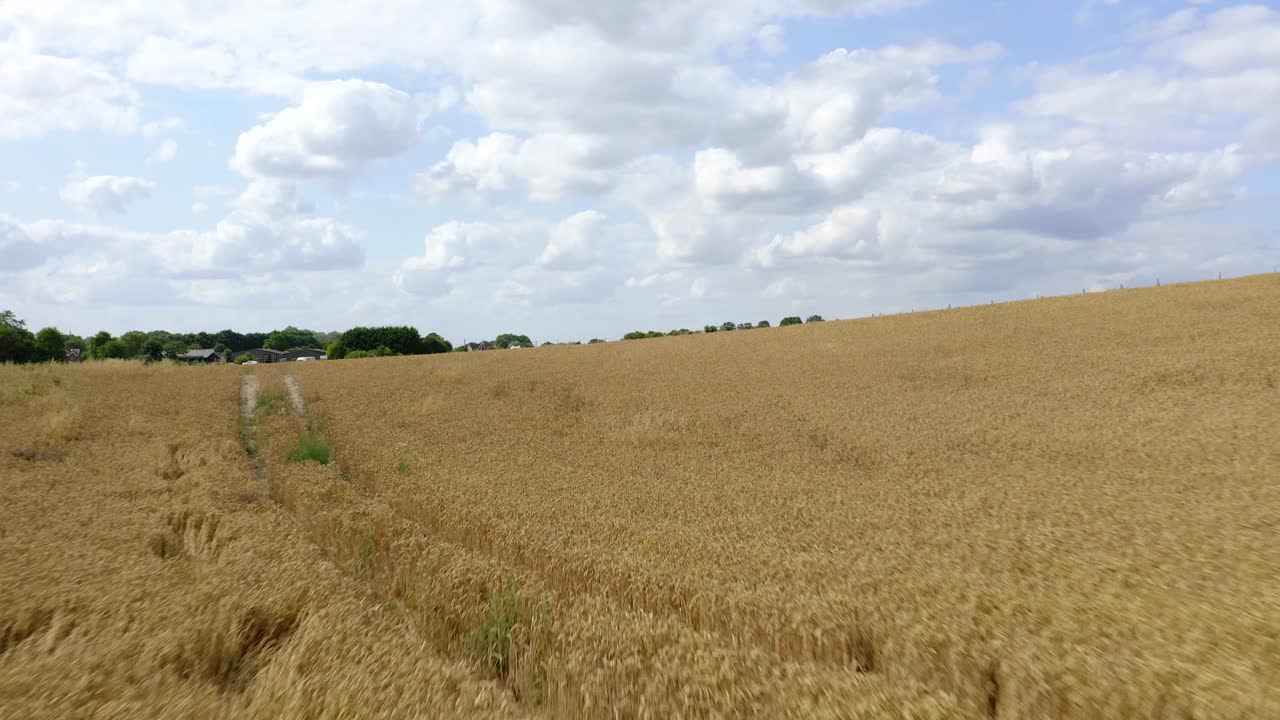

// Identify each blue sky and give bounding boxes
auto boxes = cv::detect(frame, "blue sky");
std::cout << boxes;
[1,1,1277,344]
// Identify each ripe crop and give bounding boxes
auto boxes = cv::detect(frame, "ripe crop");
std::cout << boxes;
[3,274,1277,718]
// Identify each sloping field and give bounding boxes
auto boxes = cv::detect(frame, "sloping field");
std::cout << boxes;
[2,274,1278,718]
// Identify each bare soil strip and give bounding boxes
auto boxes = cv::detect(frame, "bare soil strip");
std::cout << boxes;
[238,374,271,497]
[283,375,305,416]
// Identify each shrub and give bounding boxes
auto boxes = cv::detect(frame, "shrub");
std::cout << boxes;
[756,320,771,328]
[720,321,736,332]
[806,315,825,323]
[703,325,718,333]
[588,338,605,344]
[235,354,252,364]
[780,316,803,326]
[736,322,753,331]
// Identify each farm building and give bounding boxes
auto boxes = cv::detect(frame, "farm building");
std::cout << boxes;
[246,348,284,363]
[281,347,324,361]
[175,348,222,364]
[466,341,494,351]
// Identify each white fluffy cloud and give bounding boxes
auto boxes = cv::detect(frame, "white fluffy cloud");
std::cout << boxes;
[60,173,155,214]
[146,138,178,164]
[394,220,546,297]
[231,79,421,179]
[539,210,608,269]
[0,41,137,140]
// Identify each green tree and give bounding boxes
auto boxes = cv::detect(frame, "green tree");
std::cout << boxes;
[0,310,37,363]
[703,325,717,333]
[756,320,771,328]
[89,331,114,359]
[34,327,67,362]
[736,322,753,330]
[326,339,348,359]
[493,333,533,349]
[142,339,164,362]
[588,338,605,344]
[779,316,803,326]
[421,332,452,354]
[806,315,825,323]
[0,310,26,332]
[121,331,147,358]
[720,321,736,332]
[623,331,649,340]
[102,339,130,359]
[341,326,423,355]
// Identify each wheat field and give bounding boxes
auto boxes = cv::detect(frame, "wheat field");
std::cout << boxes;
[2,275,1278,718]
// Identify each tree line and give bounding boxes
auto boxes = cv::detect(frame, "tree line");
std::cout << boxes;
[2,306,829,364]
[624,315,824,340]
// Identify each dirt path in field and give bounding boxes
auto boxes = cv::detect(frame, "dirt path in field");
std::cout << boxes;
[240,374,260,416]
[283,375,305,415]
[239,374,271,497]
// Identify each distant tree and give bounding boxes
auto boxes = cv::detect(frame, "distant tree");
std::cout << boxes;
[736,322,753,330]
[780,316,803,326]
[720,321,736,332]
[703,325,718,333]
[163,340,190,358]
[341,326,422,355]
[588,338,606,344]
[806,315,825,323]
[668,328,692,336]
[326,339,347,360]
[0,310,24,331]
[102,339,130,359]
[89,331,114,358]
[0,310,37,363]
[421,332,452,354]
[214,329,248,352]
[121,331,147,358]
[493,333,534,349]
[265,326,320,351]
[34,327,67,362]
[142,338,164,362]
[623,331,649,340]
[756,320,771,328]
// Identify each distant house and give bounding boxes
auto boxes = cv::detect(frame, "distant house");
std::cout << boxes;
[246,348,284,363]
[176,348,222,364]
[466,341,494,351]
[281,347,324,361]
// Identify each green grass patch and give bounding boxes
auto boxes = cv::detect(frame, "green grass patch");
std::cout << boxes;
[394,457,411,474]
[287,430,331,464]
[257,389,284,409]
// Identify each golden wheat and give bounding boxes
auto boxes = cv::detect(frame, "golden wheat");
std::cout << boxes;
[3,274,1278,718]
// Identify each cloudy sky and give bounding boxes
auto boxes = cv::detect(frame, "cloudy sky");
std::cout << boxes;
[1,1,1277,342]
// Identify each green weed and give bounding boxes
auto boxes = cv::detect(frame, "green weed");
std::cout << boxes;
[287,431,331,464]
